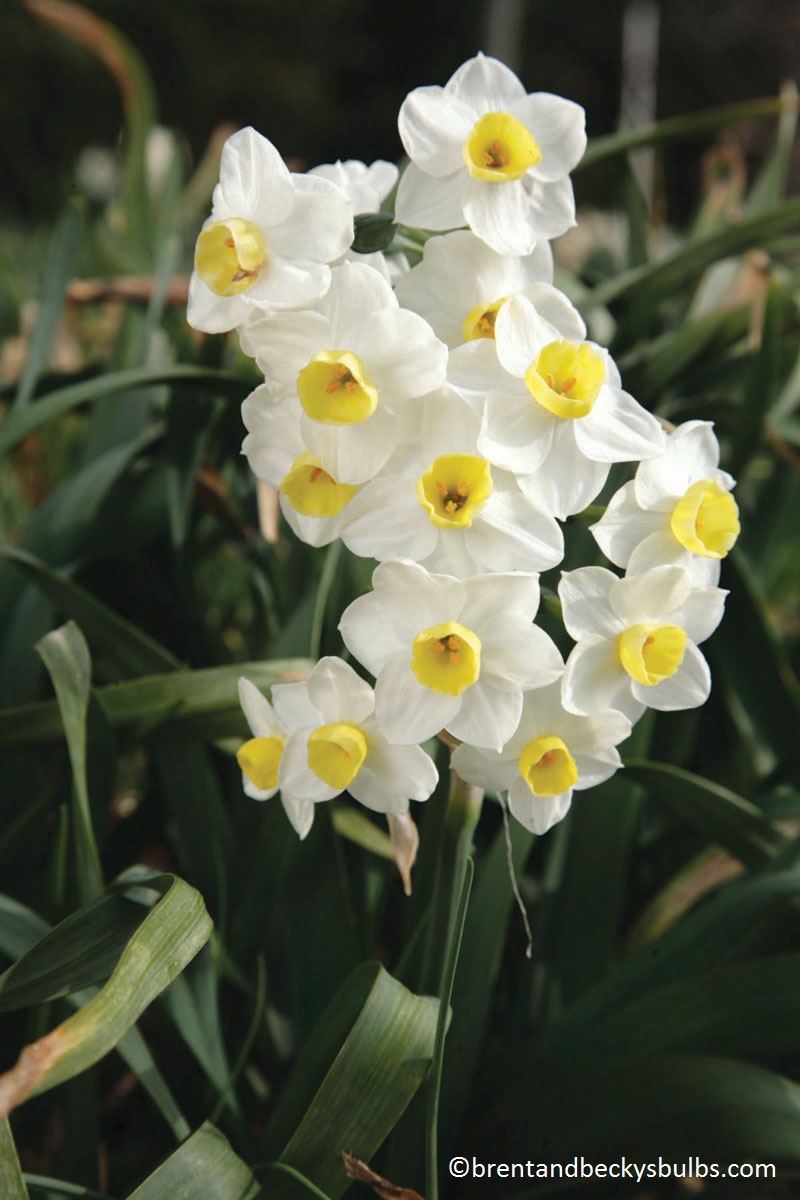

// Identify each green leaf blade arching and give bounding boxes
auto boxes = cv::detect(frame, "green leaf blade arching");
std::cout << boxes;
[0,1119,29,1200]
[263,962,439,1200]
[125,1123,258,1200]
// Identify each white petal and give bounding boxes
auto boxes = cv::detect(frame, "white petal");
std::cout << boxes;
[671,587,728,645]
[343,477,438,562]
[575,386,666,464]
[448,683,523,751]
[371,558,466,626]
[271,681,319,730]
[625,529,687,576]
[480,620,564,691]
[322,262,397,341]
[478,390,555,474]
[281,497,354,549]
[349,734,438,809]
[518,428,609,519]
[446,53,527,109]
[398,87,475,176]
[281,794,315,839]
[591,481,667,567]
[521,282,586,341]
[472,490,564,572]
[463,178,547,257]
[509,780,572,834]
[187,273,247,334]
[460,571,540,625]
[216,128,293,224]
[238,677,283,739]
[561,637,633,717]
[558,567,623,640]
[495,294,560,377]
[633,640,711,711]
[509,94,586,180]
[448,341,506,395]
[301,405,398,485]
[394,163,467,231]
[572,748,623,789]
[361,309,447,400]
[556,709,632,756]
[338,593,406,676]
[609,566,693,625]
[374,654,460,745]
[240,310,329,384]
[242,774,278,803]
[270,173,353,263]
[307,657,374,724]
[279,730,339,802]
[249,254,331,313]
[520,175,576,240]
[452,743,517,792]
[634,420,723,508]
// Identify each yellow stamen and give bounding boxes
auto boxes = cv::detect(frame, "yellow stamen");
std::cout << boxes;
[280,452,358,518]
[518,735,578,796]
[463,112,542,182]
[237,736,284,791]
[618,623,687,686]
[525,341,606,419]
[417,454,493,528]
[411,622,481,695]
[297,350,378,424]
[670,480,740,559]
[194,218,267,297]
[307,723,367,790]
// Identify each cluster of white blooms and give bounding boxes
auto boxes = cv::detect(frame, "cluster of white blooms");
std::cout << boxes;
[188,54,740,843]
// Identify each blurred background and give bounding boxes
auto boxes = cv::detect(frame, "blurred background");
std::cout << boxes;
[3,0,800,224]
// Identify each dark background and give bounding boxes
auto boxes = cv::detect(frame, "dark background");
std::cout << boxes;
[3,0,800,223]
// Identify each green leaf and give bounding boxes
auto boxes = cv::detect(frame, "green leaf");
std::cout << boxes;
[352,213,397,254]
[263,962,439,1200]
[13,198,85,411]
[731,283,783,475]
[0,366,248,457]
[745,81,799,214]
[36,622,103,902]
[0,658,312,749]
[590,196,800,309]
[0,1119,29,1200]
[710,549,800,776]
[0,547,181,678]
[126,1122,258,1200]
[624,759,786,868]
[0,873,212,1119]
[331,805,394,861]
[580,94,791,169]
[161,946,236,1113]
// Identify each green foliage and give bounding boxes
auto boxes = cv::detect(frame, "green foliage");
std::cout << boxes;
[1,21,799,1198]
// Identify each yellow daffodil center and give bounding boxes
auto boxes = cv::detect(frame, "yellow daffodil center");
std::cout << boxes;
[297,350,378,425]
[462,296,509,342]
[463,112,542,182]
[669,479,740,559]
[194,218,267,297]
[307,723,367,790]
[518,735,578,796]
[417,454,493,528]
[237,736,284,791]
[618,623,687,686]
[280,453,358,518]
[411,621,481,695]
[525,341,606,419]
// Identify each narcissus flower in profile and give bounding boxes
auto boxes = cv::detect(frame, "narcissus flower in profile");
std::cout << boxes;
[395,53,586,255]
[236,677,314,839]
[276,657,439,815]
[559,565,727,723]
[591,420,740,586]
[187,127,353,334]
[339,560,563,750]
[341,385,563,576]
[471,296,666,517]
[239,262,447,485]
[452,681,631,834]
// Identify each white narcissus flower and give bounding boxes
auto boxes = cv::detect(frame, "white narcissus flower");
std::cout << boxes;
[472,296,666,518]
[187,128,353,334]
[339,561,563,750]
[559,565,727,724]
[453,681,631,834]
[236,677,314,839]
[395,53,585,255]
[394,229,579,352]
[241,385,360,548]
[238,262,447,485]
[591,420,740,586]
[341,385,563,577]
[309,158,406,281]
[276,658,439,814]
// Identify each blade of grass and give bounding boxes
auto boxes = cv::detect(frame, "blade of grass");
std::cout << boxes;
[0,1119,29,1200]
[125,1122,258,1200]
[36,622,103,903]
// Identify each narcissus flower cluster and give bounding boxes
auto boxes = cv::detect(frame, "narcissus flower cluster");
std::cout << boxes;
[188,53,739,846]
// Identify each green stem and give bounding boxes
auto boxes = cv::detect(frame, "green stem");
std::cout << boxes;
[425,857,474,1200]
[421,767,484,997]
